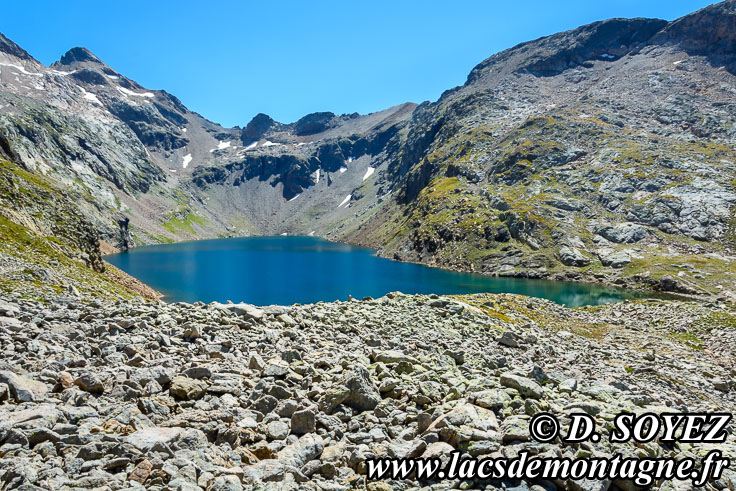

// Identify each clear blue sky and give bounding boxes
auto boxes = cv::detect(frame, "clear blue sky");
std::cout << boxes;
[2,0,714,127]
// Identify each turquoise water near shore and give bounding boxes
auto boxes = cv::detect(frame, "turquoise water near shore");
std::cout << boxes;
[106,236,660,306]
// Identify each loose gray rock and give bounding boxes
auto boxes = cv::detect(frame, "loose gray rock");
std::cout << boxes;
[0,371,48,402]
[169,376,208,400]
[500,373,544,399]
[291,408,316,434]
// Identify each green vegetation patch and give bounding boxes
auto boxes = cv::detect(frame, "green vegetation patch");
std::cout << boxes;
[162,213,207,235]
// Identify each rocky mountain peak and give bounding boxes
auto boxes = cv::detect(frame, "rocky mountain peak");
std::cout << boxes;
[294,111,338,136]
[56,46,105,67]
[0,32,35,62]
[241,112,277,144]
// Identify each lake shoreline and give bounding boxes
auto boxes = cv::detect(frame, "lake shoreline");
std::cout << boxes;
[369,248,698,304]
[106,235,685,307]
[323,233,709,303]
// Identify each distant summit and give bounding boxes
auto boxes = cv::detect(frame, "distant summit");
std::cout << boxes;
[56,46,105,66]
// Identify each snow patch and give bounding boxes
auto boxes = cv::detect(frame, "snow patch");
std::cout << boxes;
[339,167,347,173]
[182,154,192,169]
[49,69,76,76]
[0,63,42,77]
[313,169,320,184]
[308,231,315,236]
[81,88,102,105]
[347,156,353,163]
[280,232,288,236]
[338,194,352,208]
[181,127,187,133]
[600,54,615,59]
[117,86,155,98]
[362,167,375,181]
[106,74,120,79]
[84,92,102,105]
[244,141,258,150]
[288,193,301,202]
[261,141,278,147]
[217,141,231,150]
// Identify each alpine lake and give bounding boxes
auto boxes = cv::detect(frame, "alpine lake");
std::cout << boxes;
[106,236,667,307]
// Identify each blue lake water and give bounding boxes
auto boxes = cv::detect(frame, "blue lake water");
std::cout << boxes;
[106,236,660,307]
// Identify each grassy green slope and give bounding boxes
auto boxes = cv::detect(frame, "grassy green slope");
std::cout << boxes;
[0,158,157,300]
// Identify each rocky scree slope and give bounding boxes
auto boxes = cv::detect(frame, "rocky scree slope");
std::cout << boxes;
[1,2,736,299]
[0,290,734,489]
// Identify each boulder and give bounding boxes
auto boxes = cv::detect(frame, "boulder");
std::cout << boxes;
[0,370,48,402]
[73,373,104,394]
[276,433,324,468]
[169,376,208,400]
[559,247,591,267]
[3,404,61,428]
[595,222,648,243]
[209,475,244,491]
[182,366,212,380]
[128,459,153,484]
[125,427,184,452]
[500,415,531,443]
[500,373,544,399]
[321,365,380,413]
[344,365,381,411]
[498,331,523,348]
[598,249,632,268]
[373,350,417,365]
[424,402,499,446]
[291,408,316,434]
[217,303,264,320]
[473,389,512,410]
[263,358,289,377]
[266,420,290,440]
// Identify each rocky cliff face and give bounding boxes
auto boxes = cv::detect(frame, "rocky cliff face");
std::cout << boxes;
[0,1,735,298]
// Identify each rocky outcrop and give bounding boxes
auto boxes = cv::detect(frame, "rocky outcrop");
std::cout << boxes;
[240,113,278,145]
[0,159,108,272]
[346,2,736,297]
[651,0,736,73]
[294,112,338,136]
